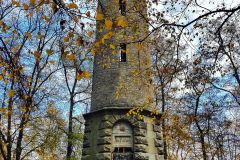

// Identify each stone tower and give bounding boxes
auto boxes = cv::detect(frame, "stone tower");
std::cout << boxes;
[82,0,164,159]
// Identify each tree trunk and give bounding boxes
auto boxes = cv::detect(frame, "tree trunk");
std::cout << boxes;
[200,134,207,160]
[161,78,168,160]
[66,96,74,159]
[16,100,31,160]
[15,117,25,160]
[7,79,14,160]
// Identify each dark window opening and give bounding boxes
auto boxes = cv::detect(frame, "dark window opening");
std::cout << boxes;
[114,147,132,153]
[113,147,133,160]
[119,0,126,16]
[120,43,127,62]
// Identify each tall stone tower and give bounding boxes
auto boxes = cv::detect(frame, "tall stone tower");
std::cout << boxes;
[82,0,164,159]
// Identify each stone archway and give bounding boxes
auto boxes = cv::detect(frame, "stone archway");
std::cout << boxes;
[112,121,133,160]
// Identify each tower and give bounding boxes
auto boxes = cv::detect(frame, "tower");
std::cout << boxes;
[82,0,164,159]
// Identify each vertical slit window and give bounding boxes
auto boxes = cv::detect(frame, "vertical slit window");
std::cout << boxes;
[119,0,126,16]
[120,43,127,62]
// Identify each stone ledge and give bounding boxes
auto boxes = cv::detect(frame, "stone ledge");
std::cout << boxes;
[154,138,163,147]
[102,115,115,122]
[98,129,112,137]
[157,147,165,155]
[155,132,162,140]
[137,122,147,129]
[153,125,161,133]
[97,144,111,153]
[134,128,147,137]
[134,152,149,160]
[99,121,112,130]
[134,144,148,153]
[134,136,148,145]
[97,137,111,145]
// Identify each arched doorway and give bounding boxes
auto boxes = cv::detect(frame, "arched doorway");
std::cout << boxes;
[112,121,133,160]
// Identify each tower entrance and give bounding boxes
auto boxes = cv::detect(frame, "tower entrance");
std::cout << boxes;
[112,121,133,160]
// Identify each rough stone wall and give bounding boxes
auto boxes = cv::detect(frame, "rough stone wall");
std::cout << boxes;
[91,0,154,111]
[82,110,164,160]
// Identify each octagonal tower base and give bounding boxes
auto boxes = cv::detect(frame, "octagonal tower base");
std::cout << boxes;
[82,108,164,160]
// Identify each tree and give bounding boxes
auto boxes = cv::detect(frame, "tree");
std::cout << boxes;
[0,0,93,159]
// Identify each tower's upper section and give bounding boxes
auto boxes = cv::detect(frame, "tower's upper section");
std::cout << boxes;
[91,0,154,112]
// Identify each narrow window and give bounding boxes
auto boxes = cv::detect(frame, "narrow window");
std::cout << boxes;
[120,43,126,62]
[119,0,126,16]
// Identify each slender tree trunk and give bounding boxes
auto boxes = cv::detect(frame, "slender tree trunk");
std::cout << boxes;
[195,95,207,160]
[16,100,31,160]
[7,79,14,160]
[66,96,74,159]
[199,133,207,160]
[15,116,25,160]
[160,78,168,160]
[7,103,12,160]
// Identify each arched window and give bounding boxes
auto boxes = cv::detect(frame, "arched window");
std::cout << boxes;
[119,0,126,16]
[112,121,133,160]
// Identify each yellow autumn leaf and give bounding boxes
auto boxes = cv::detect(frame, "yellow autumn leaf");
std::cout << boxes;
[12,46,18,52]
[95,41,100,47]
[38,0,44,5]
[49,60,55,64]
[27,76,32,82]
[69,53,75,61]
[105,19,113,30]
[0,75,3,80]
[76,71,83,81]
[29,12,33,17]
[34,51,41,61]
[7,73,12,78]
[76,37,83,46]
[0,20,3,25]
[68,32,74,38]
[64,37,69,42]
[136,43,143,51]
[19,66,24,74]
[46,49,53,55]
[83,71,90,79]
[100,38,105,44]
[68,3,78,9]
[51,3,57,13]
[91,48,96,56]
[88,31,93,37]
[96,12,104,21]
[25,32,32,40]
[37,33,44,39]
[61,52,67,59]
[2,70,6,76]
[42,15,50,22]
[12,0,20,6]
[29,0,36,6]
[110,44,115,50]
[102,31,113,40]
[117,16,128,28]
[8,90,14,97]
[23,3,29,10]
